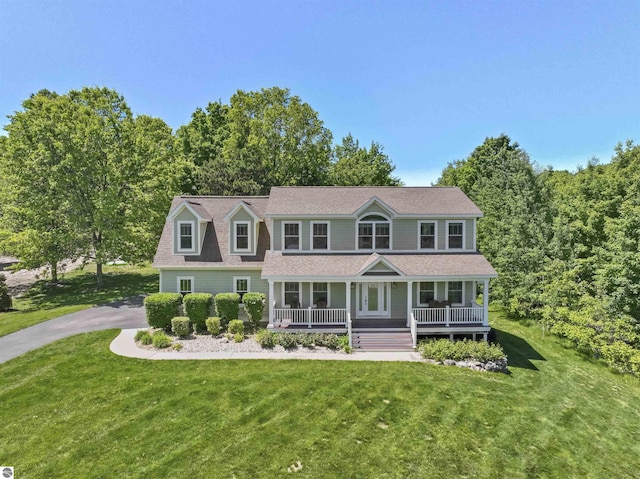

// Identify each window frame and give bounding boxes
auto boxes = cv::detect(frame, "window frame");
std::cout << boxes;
[357,214,392,251]
[283,281,301,308]
[233,276,251,303]
[177,276,194,295]
[282,221,302,251]
[234,221,251,253]
[418,281,436,306]
[446,281,464,306]
[310,221,330,251]
[418,221,437,250]
[312,282,330,307]
[177,220,196,253]
[446,220,465,250]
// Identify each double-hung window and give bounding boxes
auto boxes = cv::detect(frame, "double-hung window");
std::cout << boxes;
[312,222,329,250]
[358,215,390,250]
[447,281,463,305]
[447,222,464,249]
[313,282,328,307]
[419,282,435,305]
[283,222,300,250]
[177,276,194,295]
[419,221,436,249]
[235,222,250,252]
[284,282,300,308]
[233,277,250,303]
[178,221,195,252]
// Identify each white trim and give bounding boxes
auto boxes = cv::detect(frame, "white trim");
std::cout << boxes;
[312,281,331,307]
[159,269,164,292]
[357,256,405,276]
[417,221,438,251]
[168,201,207,222]
[177,276,195,294]
[265,213,483,219]
[356,212,392,251]
[177,220,197,254]
[445,220,465,251]
[154,266,263,271]
[232,221,252,254]
[223,201,260,223]
[352,196,397,218]
[278,249,477,254]
[263,274,497,282]
[310,221,331,251]
[417,281,436,306]
[355,281,391,318]
[282,281,302,308]
[473,218,477,251]
[445,280,464,306]
[233,276,251,303]
[282,221,302,251]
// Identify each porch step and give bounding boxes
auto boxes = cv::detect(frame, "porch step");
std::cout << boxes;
[352,331,414,351]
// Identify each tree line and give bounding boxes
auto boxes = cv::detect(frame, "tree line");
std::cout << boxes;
[439,135,640,375]
[0,86,400,287]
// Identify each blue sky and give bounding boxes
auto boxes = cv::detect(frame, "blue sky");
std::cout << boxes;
[1,0,638,185]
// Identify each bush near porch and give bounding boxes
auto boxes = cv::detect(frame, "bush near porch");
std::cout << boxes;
[214,292,240,327]
[183,293,213,333]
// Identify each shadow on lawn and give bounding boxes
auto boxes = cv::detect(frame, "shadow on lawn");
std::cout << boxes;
[493,328,545,371]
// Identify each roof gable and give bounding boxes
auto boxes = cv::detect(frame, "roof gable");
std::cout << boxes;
[167,200,209,222]
[223,201,261,223]
[357,254,404,276]
[354,196,396,218]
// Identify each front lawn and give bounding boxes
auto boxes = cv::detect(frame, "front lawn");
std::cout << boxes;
[0,263,158,337]
[0,307,639,478]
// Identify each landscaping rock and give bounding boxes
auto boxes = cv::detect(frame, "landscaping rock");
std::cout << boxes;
[444,359,456,366]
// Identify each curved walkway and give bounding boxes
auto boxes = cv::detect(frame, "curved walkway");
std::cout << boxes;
[110,329,423,362]
[0,296,147,364]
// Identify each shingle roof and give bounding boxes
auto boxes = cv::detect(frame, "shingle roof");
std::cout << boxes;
[153,196,269,268]
[261,251,497,278]
[265,186,483,216]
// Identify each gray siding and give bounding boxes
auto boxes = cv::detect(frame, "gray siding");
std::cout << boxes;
[465,280,475,306]
[437,219,446,250]
[359,202,392,217]
[331,219,355,250]
[393,219,416,250]
[391,282,407,318]
[161,269,267,297]
[466,219,475,250]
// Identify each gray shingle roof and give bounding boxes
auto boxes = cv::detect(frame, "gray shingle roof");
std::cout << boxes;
[265,186,483,216]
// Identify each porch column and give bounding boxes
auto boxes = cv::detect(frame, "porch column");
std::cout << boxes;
[406,281,413,327]
[346,281,352,321]
[268,280,275,328]
[483,280,489,326]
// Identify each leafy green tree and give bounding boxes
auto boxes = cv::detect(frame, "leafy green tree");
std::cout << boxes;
[330,134,402,186]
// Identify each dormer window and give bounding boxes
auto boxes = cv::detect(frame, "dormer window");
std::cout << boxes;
[283,222,301,250]
[178,221,195,252]
[234,221,251,252]
[447,221,464,249]
[358,214,390,250]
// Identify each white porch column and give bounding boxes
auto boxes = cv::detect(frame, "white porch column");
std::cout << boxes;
[483,280,489,326]
[268,280,275,328]
[406,281,413,327]
[346,281,352,319]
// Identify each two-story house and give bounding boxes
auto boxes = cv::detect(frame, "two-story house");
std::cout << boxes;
[153,186,497,349]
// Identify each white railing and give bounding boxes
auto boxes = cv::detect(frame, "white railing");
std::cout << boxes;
[412,307,484,326]
[347,313,352,348]
[410,312,417,349]
[273,307,348,328]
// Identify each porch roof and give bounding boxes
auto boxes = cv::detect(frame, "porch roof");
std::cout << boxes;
[261,251,497,279]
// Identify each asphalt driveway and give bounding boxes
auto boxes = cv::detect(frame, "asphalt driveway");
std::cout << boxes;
[0,295,147,364]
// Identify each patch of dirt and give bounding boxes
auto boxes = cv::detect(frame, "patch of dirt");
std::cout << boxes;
[0,256,84,297]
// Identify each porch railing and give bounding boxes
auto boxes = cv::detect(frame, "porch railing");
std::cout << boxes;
[412,306,484,326]
[273,307,348,328]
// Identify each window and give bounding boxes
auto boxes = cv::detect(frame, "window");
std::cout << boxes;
[283,222,300,250]
[447,281,463,305]
[313,282,329,307]
[312,222,329,250]
[419,222,436,249]
[178,221,194,252]
[284,282,300,308]
[233,276,250,302]
[358,215,390,250]
[235,222,250,251]
[419,282,435,305]
[447,222,464,249]
[177,276,194,295]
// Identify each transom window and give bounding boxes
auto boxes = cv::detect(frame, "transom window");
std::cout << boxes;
[284,282,300,308]
[233,277,250,302]
[313,282,328,307]
[419,221,436,249]
[447,222,464,249]
[358,215,390,250]
[235,222,250,251]
[283,222,300,250]
[178,221,194,251]
[177,277,193,295]
[312,222,329,250]
[419,282,435,305]
[448,281,463,305]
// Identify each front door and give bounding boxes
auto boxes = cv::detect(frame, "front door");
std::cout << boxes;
[357,282,390,318]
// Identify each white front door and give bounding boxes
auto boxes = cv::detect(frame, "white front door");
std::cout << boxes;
[357,282,391,318]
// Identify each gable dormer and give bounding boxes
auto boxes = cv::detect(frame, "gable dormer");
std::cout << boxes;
[224,201,261,256]
[168,200,209,256]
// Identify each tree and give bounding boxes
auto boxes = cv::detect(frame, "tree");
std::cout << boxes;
[330,134,402,186]
[1,87,183,288]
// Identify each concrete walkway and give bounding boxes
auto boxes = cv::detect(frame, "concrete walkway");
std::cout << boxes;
[110,328,424,362]
[0,296,147,364]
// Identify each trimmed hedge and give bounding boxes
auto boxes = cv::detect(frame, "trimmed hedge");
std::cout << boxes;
[418,338,506,363]
[183,293,213,333]
[144,293,182,330]
[214,292,240,326]
[243,292,266,326]
[171,316,191,338]
[206,317,221,335]
[228,319,244,335]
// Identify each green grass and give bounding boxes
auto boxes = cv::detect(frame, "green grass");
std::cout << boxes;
[1,307,639,478]
[0,263,158,337]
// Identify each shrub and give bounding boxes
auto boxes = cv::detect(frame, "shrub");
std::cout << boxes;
[0,273,12,312]
[171,317,191,338]
[315,333,340,350]
[134,329,152,345]
[183,293,213,333]
[243,292,266,327]
[275,333,297,349]
[297,333,315,348]
[228,319,244,335]
[338,335,352,353]
[214,292,240,327]
[144,293,182,330]
[233,332,244,343]
[419,338,506,363]
[172,342,184,351]
[151,330,172,349]
[255,329,276,348]
[205,317,221,335]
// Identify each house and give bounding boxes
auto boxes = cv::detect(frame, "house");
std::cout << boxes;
[152,187,497,349]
